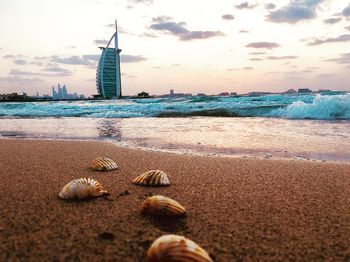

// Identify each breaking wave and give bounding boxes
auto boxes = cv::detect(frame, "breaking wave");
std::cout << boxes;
[0,93,349,120]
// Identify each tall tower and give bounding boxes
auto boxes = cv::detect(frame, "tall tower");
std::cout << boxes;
[96,20,122,99]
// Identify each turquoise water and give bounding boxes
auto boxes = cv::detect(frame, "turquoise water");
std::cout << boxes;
[0,93,349,120]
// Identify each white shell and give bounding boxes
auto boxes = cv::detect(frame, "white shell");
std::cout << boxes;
[141,195,186,216]
[58,178,108,200]
[132,170,170,186]
[147,234,213,262]
[90,157,118,171]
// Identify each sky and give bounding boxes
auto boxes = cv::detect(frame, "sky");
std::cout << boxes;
[0,0,350,96]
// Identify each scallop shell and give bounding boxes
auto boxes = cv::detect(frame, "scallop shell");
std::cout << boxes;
[90,157,118,171]
[132,170,170,186]
[147,234,213,262]
[141,195,186,216]
[58,178,108,200]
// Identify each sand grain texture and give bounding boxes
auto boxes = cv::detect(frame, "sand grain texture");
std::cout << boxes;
[0,139,349,261]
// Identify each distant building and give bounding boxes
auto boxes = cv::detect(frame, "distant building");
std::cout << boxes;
[318,89,331,93]
[248,91,272,96]
[0,93,30,101]
[62,85,68,98]
[170,89,174,96]
[52,83,85,100]
[158,92,192,98]
[137,91,150,98]
[96,20,122,99]
[298,88,312,93]
[230,92,238,96]
[284,89,296,94]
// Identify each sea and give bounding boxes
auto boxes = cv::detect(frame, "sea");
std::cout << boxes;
[0,93,349,162]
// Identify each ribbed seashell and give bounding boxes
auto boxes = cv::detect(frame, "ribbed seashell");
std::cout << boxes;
[90,157,118,171]
[58,178,108,200]
[132,170,170,186]
[141,195,186,216]
[147,234,213,262]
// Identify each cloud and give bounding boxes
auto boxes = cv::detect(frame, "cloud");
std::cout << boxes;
[49,55,91,65]
[152,16,173,23]
[250,52,267,55]
[266,55,298,60]
[307,34,350,45]
[10,69,40,76]
[82,54,100,61]
[30,61,44,66]
[222,14,235,20]
[250,58,263,61]
[326,53,350,64]
[239,30,250,33]
[94,39,109,45]
[179,31,224,41]
[3,54,24,59]
[346,26,350,31]
[226,67,254,71]
[46,55,100,67]
[128,0,153,4]
[267,0,324,24]
[141,32,157,38]
[150,21,189,34]
[14,59,27,65]
[10,67,73,77]
[3,55,16,59]
[0,76,44,86]
[343,4,350,16]
[29,54,144,71]
[265,3,276,9]
[235,2,257,9]
[120,55,146,63]
[246,42,280,49]
[127,0,153,8]
[42,66,73,76]
[323,17,342,24]
[150,17,224,41]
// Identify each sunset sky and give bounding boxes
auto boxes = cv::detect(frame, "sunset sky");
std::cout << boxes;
[0,0,350,96]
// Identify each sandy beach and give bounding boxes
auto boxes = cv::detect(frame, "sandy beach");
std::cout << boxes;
[0,139,349,261]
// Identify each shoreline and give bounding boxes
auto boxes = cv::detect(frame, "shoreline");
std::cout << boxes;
[1,139,350,261]
[1,136,349,164]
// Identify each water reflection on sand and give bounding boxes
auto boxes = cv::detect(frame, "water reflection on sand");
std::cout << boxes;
[0,117,349,161]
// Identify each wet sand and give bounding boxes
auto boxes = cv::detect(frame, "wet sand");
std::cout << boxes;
[0,139,349,261]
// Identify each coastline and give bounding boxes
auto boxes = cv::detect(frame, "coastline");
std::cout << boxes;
[1,139,349,261]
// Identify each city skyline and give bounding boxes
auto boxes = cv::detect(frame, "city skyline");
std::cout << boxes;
[0,0,350,97]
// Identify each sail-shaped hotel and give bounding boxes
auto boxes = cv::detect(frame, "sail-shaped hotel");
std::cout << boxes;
[96,20,122,99]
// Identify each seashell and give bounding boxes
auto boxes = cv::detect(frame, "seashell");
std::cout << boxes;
[90,157,118,172]
[147,234,213,262]
[132,170,170,186]
[58,178,108,200]
[141,195,186,216]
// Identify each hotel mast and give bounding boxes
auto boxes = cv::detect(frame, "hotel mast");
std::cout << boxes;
[96,20,122,98]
